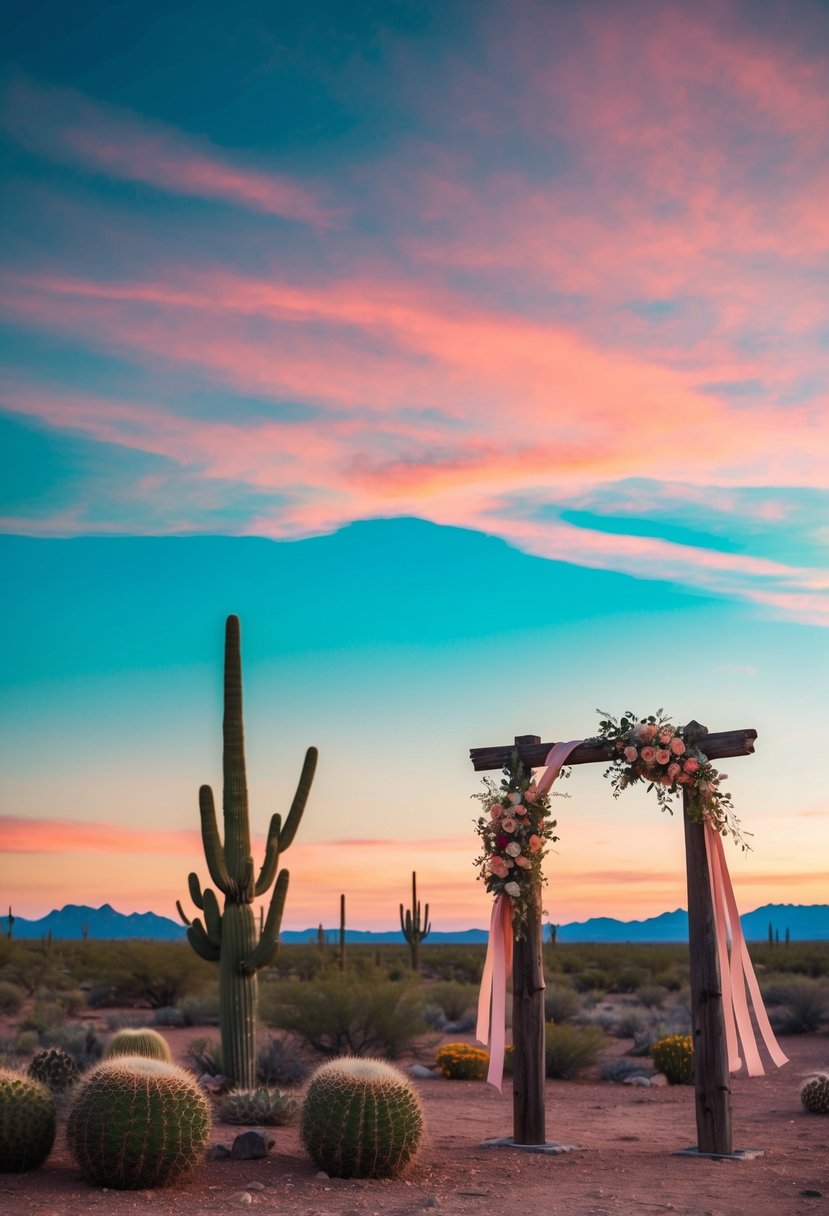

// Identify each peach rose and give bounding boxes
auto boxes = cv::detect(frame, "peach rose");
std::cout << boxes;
[668,762,682,780]
[524,784,539,803]
[501,817,517,833]
[529,834,543,853]
[659,729,673,745]
[640,746,657,765]
[623,746,638,763]
[683,758,700,775]
[670,737,685,755]
[655,749,671,765]
[490,856,510,878]
[633,723,657,743]
[514,855,531,868]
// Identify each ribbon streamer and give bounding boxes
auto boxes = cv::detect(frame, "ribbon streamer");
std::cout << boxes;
[704,821,788,1075]
[476,739,583,1091]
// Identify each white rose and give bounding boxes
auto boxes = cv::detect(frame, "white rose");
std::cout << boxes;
[508,792,522,804]
[505,881,521,897]
[505,842,522,857]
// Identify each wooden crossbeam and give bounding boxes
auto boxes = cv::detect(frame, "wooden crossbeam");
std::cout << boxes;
[470,727,756,772]
[470,721,758,1156]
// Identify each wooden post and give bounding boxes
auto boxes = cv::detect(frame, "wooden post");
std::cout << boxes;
[683,720,732,1155]
[512,892,547,1144]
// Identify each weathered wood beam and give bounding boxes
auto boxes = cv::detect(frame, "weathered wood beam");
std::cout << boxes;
[470,728,757,772]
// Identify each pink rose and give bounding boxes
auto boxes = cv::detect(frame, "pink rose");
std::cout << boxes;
[623,746,638,763]
[655,749,671,765]
[660,772,673,786]
[659,729,673,745]
[490,856,510,878]
[668,762,681,780]
[501,818,517,833]
[524,784,539,803]
[508,792,522,804]
[683,758,700,775]
[505,842,522,857]
[640,746,656,765]
[670,737,685,755]
[677,773,691,784]
[515,855,531,868]
[528,834,543,853]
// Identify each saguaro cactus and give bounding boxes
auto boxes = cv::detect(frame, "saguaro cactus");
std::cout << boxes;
[178,615,317,1088]
[399,871,430,972]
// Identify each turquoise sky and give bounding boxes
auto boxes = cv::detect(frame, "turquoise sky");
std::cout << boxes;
[1,0,827,927]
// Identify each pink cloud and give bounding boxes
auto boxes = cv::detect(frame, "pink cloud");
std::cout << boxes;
[0,76,335,228]
[1,815,201,855]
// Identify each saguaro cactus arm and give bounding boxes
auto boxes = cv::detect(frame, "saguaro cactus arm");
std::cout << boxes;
[277,747,318,853]
[242,869,289,974]
[187,872,205,910]
[187,917,221,962]
[255,814,282,897]
[198,785,232,894]
[175,900,191,927]
[202,887,223,946]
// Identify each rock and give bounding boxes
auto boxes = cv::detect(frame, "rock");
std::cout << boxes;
[315,1170,330,1179]
[423,1196,441,1208]
[409,1064,442,1079]
[650,1073,669,1087]
[231,1130,275,1160]
[623,1075,651,1087]
[206,1144,232,1160]
[228,1191,253,1205]
[246,1181,266,1191]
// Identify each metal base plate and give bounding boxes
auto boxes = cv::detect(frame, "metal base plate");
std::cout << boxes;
[673,1146,764,1161]
[481,1137,585,1155]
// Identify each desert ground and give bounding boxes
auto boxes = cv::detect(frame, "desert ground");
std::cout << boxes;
[3,1024,827,1216]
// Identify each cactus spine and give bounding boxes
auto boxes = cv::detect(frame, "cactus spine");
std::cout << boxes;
[105,1027,171,1063]
[179,614,316,1088]
[400,871,430,972]
[301,1057,424,1178]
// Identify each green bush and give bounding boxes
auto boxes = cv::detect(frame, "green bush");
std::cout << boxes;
[40,1024,103,1070]
[0,982,24,1016]
[763,979,829,1034]
[267,972,425,1058]
[257,1034,308,1086]
[544,984,582,1023]
[544,1024,606,1079]
[176,992,220,1026]
[427,982,478,1023]
[435,1042,489,1079]
[186,1036,223,1077]
[20,1000,65,1034]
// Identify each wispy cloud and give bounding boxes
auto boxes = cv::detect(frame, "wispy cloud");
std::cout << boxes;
[0,76,336,228]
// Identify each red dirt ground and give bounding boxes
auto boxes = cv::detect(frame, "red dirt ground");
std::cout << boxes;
[3,1027,828,1216]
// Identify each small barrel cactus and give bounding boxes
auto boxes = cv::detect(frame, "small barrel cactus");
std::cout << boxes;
[104,1027,172,1063]
[66,1056,211,1189]
[801,1074,829,1114]
[28,1047,80,1092]
[651,1034,694,1085]
[301,1057,424,1179]
[0,1068,57,1172]
[219,1086,297,1126]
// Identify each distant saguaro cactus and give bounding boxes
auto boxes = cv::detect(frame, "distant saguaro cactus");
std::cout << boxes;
[399,871,430,972]
[177,615,317,1088]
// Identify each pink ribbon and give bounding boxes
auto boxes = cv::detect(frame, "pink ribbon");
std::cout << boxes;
[476,739,583,1091]
[704,820,788,1075]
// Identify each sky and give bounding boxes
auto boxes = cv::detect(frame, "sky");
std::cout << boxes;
[0,0,827,931]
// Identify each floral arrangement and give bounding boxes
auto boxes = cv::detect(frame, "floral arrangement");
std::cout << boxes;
[588,709,747,847]
[435,1042,490,1080]
[651,1034,694,1085]
[473,749,563,933]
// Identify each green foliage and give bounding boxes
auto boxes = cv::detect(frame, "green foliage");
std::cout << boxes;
[267,971,425,1058]
[257,1033,308,1086]
[66,1057,211,1189]
[651,1034,694,1084]
[762,978,829,1034]
[435,1042,489,1079]
[219,1086,297,1125]
[40,1024,104,1069]
[544,1023,606,1079]
[427,981,478,1022]
[544,983,582,1023]
[0,1068,56,1172]
[105,1027,172,1062]
[186,1036,223,1077]
[20,999,65,1034]
[800,1074,829,1114]
[176,991,220,1026]
[28,1047,80,1092]
[0,981,24,1016]
[301,1057,424,1178]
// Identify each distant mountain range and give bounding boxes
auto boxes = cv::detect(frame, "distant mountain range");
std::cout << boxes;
[3,902,828,942]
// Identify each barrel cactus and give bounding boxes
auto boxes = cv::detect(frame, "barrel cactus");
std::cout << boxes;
[651,1034,694,1085]
[301,1057,424,1179]
[66,1056,211,1189]
[28,1046,81,1092]
[0,1068,56,1172]
[219,1086,297,1126]
[800,1074,829,1114]
[104,1027,172,1062]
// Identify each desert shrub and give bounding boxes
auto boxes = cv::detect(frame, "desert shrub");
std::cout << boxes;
[544,984,582,1024]
[599,1057,654,1083]
[0,982,24,1016]
[40,1024,104,1070]
[611,967,651,994]
[176,992,220,1026]
[20,1000,65,1034]
[37,988,85,1018]
[636,984,669,1010]
[571,970,608,994]
[186,1036,222,1076]
[257,1033,308,1086]
[612,1007,651,1039]
[651,1034,693,1084]
[427,982,477,1023]
[80,943,213,1009]
[763,979,829,1034]
[153,1007,186,1028]
[545,1024,606,1079]
[220,1086,297,1125]
[15,1031,39,1056]
[423,1003,447,1030]
[267,972,425,1059]
[435,1043,489,1080]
